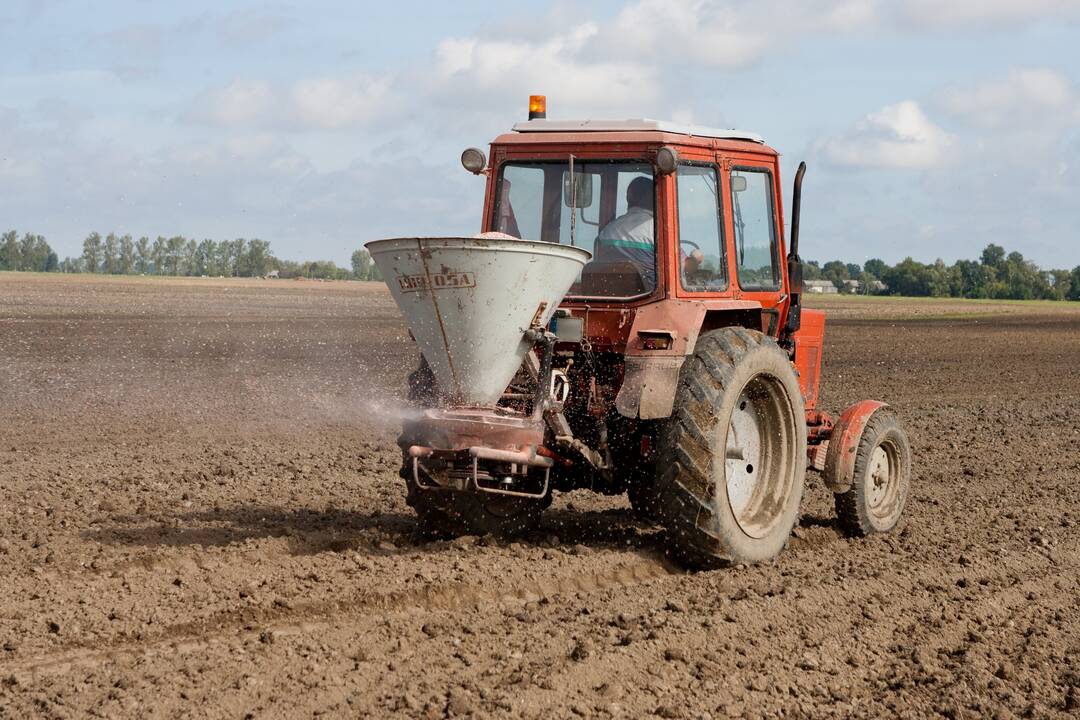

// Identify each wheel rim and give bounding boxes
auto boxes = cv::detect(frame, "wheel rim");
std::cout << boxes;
[865,439,902,520]
[723,373,798,539]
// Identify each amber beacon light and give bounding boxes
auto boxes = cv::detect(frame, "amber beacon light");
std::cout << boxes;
[528,95,546,120]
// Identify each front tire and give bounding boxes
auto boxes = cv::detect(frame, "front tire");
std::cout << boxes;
[833,410,910,536]
[655,327,806,568]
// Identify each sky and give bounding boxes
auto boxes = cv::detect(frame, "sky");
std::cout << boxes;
[1,0,1079,269]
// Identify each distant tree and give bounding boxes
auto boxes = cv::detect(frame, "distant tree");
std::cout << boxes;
[1047,269,1070,301]
[928,259,950,297]
[247,239,270,277]
[845,262,862,279]
[299,259,350,279]
[271,258,301,278]
[195,239,213,275]
[998,250,1047,300]
[863,258,887,279]
[216,240,234,277]
[1070,266,1080,300]
[32,236,52,271]
[14,233,52,272]
[82,233,104,273]
[45,251,59,273]
[882,257,932,296]
[103,233,120,274]
[18,233,35,271]
[351,249,373,280]
[196,241,214,276]
[183,239,198,276]
[949,259,991,298]
[152,236,167,274]
[135,236,151,274]
[166,236,185,275]
[231,239,248,276]
[822,260,850,291]
[1,230,19,271]
[980,244,1006,271]
[119,235,135,274]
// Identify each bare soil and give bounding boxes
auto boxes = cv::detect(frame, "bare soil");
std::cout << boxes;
[1,273,1078,719]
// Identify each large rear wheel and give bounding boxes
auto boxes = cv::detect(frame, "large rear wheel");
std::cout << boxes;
[655,327,806,568]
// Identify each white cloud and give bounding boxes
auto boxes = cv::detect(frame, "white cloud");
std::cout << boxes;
[898,0,1080,28]
[290,75,394,130]
[187,74,396,131]
[432,23,658,113]
[941,68,1080,130]
[600,0,1080,65]
[816,100,954,169]
[194,79,275,127]
[606,0,877,67]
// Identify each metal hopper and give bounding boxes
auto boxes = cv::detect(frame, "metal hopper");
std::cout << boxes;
[365,236,591,405]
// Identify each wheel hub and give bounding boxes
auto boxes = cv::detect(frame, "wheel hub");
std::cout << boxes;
[725,391,763,523]
[867,446,891,507]
[722,374,798,540]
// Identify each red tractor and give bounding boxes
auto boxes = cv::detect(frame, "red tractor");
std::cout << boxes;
[367,96,911,567]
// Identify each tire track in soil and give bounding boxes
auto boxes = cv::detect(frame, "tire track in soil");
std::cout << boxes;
[2,554,682,682]
[8,534,1075,685]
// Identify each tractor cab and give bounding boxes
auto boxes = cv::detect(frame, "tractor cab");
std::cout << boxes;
[466,110,818,417]
[481,118,783,309]
[469,112,802,360]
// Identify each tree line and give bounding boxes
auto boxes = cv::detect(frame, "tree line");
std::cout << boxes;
[2,232,1077,299]
[0,230,365,281]
[806,244,1080,301]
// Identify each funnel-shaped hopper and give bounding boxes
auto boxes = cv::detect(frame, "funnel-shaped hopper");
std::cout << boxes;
[366,237,591,405]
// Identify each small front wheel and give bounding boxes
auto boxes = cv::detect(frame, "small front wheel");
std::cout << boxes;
[833,410,911,536]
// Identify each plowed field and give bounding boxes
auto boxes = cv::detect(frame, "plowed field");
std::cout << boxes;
[2,274,1078,718]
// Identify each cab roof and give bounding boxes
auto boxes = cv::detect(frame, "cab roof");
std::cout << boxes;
[512,119,764,144]
[494,119,776,155]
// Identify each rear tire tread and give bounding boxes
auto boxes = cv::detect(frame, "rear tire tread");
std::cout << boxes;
[655,327,806,569]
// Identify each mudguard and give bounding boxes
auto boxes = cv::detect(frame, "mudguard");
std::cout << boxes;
[822,400,887,493]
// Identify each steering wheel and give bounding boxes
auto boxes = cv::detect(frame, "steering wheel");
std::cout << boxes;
[680,240,701,251]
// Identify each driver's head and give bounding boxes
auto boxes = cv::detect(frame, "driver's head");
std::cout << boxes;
[626,176,653,211]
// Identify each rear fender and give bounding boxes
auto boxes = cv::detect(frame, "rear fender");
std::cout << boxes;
[614,300,760,420]
[822,400,887,493]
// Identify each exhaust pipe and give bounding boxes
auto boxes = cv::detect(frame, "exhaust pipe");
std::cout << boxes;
[783,162,807,342]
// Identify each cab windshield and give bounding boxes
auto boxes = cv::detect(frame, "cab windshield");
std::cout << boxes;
[492,160,655,298]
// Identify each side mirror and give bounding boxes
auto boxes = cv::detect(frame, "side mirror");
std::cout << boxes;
[731,175,748,192]
[563,172,594,208]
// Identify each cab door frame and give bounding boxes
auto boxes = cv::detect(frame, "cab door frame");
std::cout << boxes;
[722,154,788,335]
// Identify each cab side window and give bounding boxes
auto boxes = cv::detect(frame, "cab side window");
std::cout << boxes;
[677,164,726,292]
[731,168,780,290]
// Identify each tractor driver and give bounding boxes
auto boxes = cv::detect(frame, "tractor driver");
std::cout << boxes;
[596,176,702,290]
[596,176,656,287]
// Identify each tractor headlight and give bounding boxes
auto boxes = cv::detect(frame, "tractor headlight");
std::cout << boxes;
[461,147,487,174]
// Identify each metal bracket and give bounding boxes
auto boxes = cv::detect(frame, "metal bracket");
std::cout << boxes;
[411,452,550,500]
